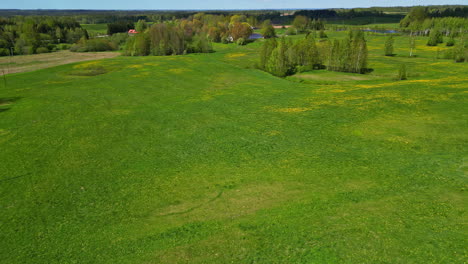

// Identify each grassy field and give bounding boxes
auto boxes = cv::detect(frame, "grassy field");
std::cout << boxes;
[81,23,108,34]
[0,51,119,75]
[0,29,467,263]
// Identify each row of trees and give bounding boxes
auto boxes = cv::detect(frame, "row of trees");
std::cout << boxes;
[123,21,212,56]
[258,31,368,77]
[400,8,468,37]
[107,21,135,35]
[0,16,88,55]
[328,31,368,73]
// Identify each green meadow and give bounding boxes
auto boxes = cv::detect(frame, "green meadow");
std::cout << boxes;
[0,30,467,263]
[81,23,109,34]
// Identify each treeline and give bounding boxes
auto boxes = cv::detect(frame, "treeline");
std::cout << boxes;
[285,16,325,35]
[400,7,468,36]
[123,20,212,56]
[0,16,88,55]
[258,31,368,77]
[107,21,135,35]
[122,13,269,56]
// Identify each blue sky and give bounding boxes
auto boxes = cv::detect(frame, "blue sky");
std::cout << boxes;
[0,0,466,10]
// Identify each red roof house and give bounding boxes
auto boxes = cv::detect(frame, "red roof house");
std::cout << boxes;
[128,29,138,34]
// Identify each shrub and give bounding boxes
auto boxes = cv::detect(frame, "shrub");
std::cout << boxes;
[22,46,34,55]
[109,33,129,50]
[0,48,9,56]
[446,37,455,47]
[47,44,57,51]
[285,27,297,35]
[427,29,443,46]
[221,35,230,44]
[295,65,313,73]
[319,30,328,38]
[384,35,394,56]
[260,20,276,39]
[237,37,246,46]
[57,44,71,50]
[71,38,116,52]
[36,47,50,54]
[398,64,407,80]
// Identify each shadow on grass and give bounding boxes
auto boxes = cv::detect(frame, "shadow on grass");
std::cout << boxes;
[0,97,21,113]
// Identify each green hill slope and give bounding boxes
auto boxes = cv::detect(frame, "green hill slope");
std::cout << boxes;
[0,34,467,263]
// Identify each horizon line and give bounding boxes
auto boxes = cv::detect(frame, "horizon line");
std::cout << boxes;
[0,4,466,12]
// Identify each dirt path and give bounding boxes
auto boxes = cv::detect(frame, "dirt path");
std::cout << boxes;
[0,51,120,75]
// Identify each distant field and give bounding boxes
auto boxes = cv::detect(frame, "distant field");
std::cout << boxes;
[81,23,108,34]
[0,51,119,75]
[0,29,466,263]
[327,16,404,25]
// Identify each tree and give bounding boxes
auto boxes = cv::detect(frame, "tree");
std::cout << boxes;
[398,64,407,80]
[230,15,247,24]
[135,19,148,33]
[208,26,221,42]
[292,16,309,33]
[384,35,394,56]
[446,36,455,46]
[266,37,293,77]
[260,20,276,39]
[319,30,328,38]
[236,38,246,46]
[427,29,443,46]
[409,35,416,57]
[230,22,253,42]
[327,30,368,74]
[400,7,428,28]
[453,37,467,62]
[259,38,277,70]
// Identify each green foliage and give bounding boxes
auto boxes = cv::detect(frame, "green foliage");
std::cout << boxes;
[446,37,455,46]
[236,38,246,46]
[124,21,212,56]
[400,7,428,28]
[453,38,467,62]
[70,38,116,52]
[285,27,298,35]
[258,38,277,70]
[107,21,135,35]
[0,16,84,55]
[109,33,129,49]
[208,27,222,42]
[230,22,253,42]
[0,48,9,56]
[427,29,443,46]
[189,35,213,53]
[328,31,368,73]
[384,35,394,56]
[398,64,407,80]
[319,30,328,38]
[260,31,368,77]
[260,20,276,39]
[57,43,71,50]
[292,15,309,33]
[135,19,148,33]
[36,47,50,54]
[266,37,293,77]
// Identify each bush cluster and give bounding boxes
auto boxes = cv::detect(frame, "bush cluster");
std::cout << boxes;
[70,38,116,52]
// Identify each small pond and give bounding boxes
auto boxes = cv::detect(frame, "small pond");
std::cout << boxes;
[249,33,263,40]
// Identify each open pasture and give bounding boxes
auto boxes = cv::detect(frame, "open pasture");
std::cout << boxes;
[0,29,466,263]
